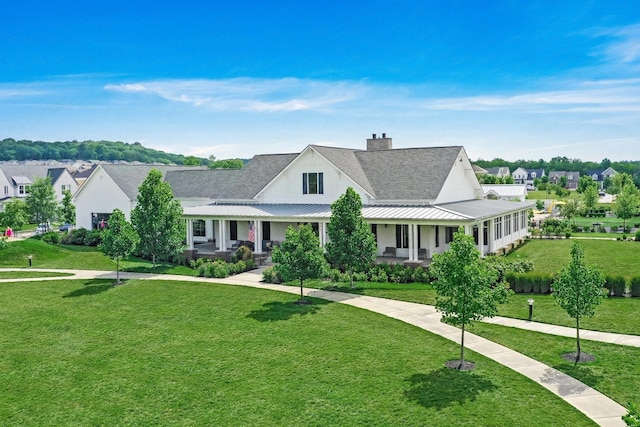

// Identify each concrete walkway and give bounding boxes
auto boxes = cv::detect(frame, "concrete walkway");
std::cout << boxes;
[0,268,630,426]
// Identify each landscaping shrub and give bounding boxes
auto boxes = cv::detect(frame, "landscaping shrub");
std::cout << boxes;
[505,272,554,294]
[205,259,230,278]
[262,265,282,283]
[41,231,61,244]
[232,245,253,262]
[62,228,89,245]
[83,229,103,246]
[0,236,7,250]
[635,230,640,242]
[630,277,640,297]
[604,275,627,297]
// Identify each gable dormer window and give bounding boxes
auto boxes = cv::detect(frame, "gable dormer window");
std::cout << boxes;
[303,172,323,195]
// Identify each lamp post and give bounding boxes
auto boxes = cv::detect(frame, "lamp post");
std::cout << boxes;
[528,298,534,321]
[28,255,33,268]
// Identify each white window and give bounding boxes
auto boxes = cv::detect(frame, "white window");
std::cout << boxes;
[3,185,7,195]
[302,172,323,195]
[19,185,28,195]
[192,219,206,237]
[61,184,70,192]
[494,217,503,239]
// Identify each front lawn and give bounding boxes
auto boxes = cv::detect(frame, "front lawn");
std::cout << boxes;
[468,322,640,409]
[0,279,594,426]
[506,238,640,278]
[0,238,194,275]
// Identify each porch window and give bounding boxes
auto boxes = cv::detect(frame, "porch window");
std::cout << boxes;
[263,221,271,241]
[230,221,238,240]
[505,215,511,235]
[445,227,456,244]
[494,217,503,239]
[521,211,527,230]
[302,172,324,195]
[435,225,440,248]
[395,224,409,248]
[192,219,206,237]
[371,224,377,241]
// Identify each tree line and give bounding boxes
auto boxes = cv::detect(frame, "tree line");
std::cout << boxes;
[0,138,200,164]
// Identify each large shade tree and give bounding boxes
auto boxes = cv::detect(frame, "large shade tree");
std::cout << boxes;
[131,169,185,267]
[553,241,605,362]
[325,187,377,287]
[430,227,509,370]
[272,224,327,303]
[26,177,58,224]
[100,209,139,285]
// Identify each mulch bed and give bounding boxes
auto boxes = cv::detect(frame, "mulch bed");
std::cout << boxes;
[561,352,595,363]
[445,360,476,370]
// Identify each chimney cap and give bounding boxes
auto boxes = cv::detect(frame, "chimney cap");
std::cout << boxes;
[372,133,376,139]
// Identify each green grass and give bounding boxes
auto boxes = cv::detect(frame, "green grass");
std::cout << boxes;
[468,322,640,408]
[0,279,594,426]
[572,216,640,228]
[0,238,194,275]
[526,190,566,200]
[506,238,640,278]
[0,271,73,279]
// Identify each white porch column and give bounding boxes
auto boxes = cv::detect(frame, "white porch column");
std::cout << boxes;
[254,220,262,254]
[477,221,484,256]
[412,223,420,260]
[318,222,327,247]
[464,224,471,235]
[408,223,415,260]
[219,219,227,251]
[186,219,194,250]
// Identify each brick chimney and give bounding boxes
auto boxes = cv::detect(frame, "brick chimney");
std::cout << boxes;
[366,133,392,150]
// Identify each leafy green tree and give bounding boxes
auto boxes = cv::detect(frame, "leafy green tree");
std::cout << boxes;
[0,198,29,230]
[535,199,545,211]
[183,155,203,166]
[271,224,328,303]
[558,175,568,189]
[614,183,639,231]
[208,158,244,169]
[131,169,185,267]
[623,402,640,426]
[430,228,509,369]
[553,241,605,362]
[58,190,76,224]
[609,173,636,196]
[325,187,377,287]
[100,209,139,284]
[560,197,580,226]
[581,185,599,214]
[26,177,58,224]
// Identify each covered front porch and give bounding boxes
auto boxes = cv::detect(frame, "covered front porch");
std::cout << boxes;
[181,199,533,264]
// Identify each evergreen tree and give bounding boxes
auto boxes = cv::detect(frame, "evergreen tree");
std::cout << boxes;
[430,228,509,370]
[325,187,377,287]
[100,209,139,284]
[131,169,185,267]
[553,241,605,362]
[25,177,58,224]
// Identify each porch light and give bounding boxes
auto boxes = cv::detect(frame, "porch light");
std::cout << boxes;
[527,298,534,321]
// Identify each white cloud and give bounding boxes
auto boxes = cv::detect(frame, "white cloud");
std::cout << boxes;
[104,78,362,112]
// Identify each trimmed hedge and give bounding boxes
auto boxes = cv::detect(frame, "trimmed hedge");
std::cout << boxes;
[190,257,256,278]
[630,277,640,297]
[505,272,554,294]
[604,275,627,297]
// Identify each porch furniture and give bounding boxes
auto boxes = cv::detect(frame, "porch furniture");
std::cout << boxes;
[418,248,428,259]
[382,247,396,257]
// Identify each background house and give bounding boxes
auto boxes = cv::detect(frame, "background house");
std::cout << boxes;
[0,165,77,210]
[548,171,580,190]
[586,167,617,189]
[481,184,527,202]
[512,167,545,190]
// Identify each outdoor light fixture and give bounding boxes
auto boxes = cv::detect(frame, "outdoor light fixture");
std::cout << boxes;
[528,298,534,321]
[28,255,33,268]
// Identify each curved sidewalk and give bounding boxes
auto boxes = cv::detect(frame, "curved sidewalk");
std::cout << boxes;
[0,268,629,426]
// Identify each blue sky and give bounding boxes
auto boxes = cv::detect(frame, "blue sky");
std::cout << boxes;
[2,1,640,161]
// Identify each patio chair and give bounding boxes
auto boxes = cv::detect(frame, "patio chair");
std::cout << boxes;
[382,246,396,257]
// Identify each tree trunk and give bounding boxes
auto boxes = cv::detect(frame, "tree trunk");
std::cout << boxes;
[152,253,156,268]
[349,269,354,288]
[116,258,121,284]
[576,317,581,362]
[300,278,304,302]
[459,323,466,369]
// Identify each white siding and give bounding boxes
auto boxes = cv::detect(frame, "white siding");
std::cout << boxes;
[74,167,132,230]
[52,170,79,202]
[435,150,481,204]
[257,148,370,204]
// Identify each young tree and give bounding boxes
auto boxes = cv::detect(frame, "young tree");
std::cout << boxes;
[581,185,599,213]
[271,224,327,303]
[58,190,76,225]
[560,197,580,226]
[430,228,509,369]
[325,187,377,287]
[131,169,185,268]
[26,177,58,224]
[0,198,29,230]
[553,241,605,362]
[614,183,639,231]
[100,209,139,285]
